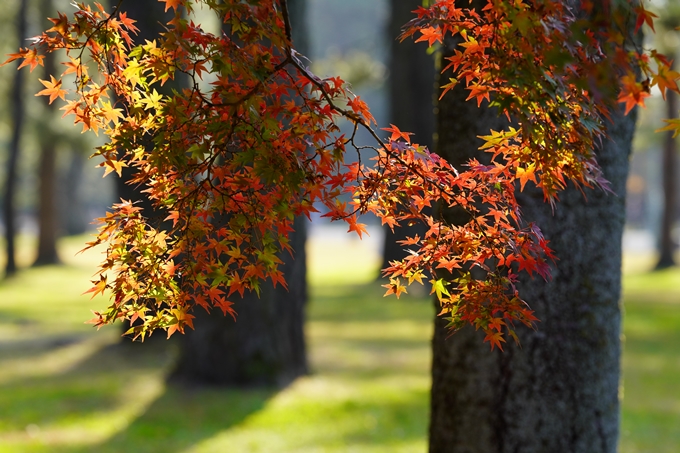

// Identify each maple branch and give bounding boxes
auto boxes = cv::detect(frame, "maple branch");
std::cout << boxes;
[279,0,293,44]
[286,55,509,258]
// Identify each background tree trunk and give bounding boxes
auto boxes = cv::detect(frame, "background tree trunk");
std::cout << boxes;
[110,0,170,221]
[61,150,88,236]
[428,26,635,453]
[34,0,61,266]
[171,216,308,387]
[381,0,436,272]
[111,0,174,340]
[170,0,309,387]
[3,0,28,278]
[655,55,677,269]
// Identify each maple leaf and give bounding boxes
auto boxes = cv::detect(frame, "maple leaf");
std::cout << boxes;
[164,210,180,227]
[382,279,408,298]
[83,276,107,299]
[439,77,458,100]
[36,75,67,104]
[415,26,442,47]
[47,12,69,35]
[99,100,124,124]
[618,75,650,115]
[346,215,368,239]
[652,63,680,100]
[658,118,680,138]
[431,278,451,302]
[159,0,182,12]
[118,12,139,34]
[516,163,537,191]
[380,214,399,231]
[466,84,491,107]
[215,297,237,321]
[382,124,413,143]
[634,5,657,33]
[101,158,128,177]
[484,330,506,351]
[2,48,44,72]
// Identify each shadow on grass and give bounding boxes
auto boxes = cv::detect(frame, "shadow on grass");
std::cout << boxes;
[0,335,277,453]
[68,385,276,453]
[0,339,171,432]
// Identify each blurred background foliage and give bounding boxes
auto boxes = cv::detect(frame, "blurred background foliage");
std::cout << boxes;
[0,0,678,451]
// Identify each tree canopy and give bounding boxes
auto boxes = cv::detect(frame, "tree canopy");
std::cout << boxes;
[4,0,676,349]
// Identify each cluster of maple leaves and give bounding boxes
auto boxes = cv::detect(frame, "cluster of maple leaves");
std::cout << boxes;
[4,0,678,349]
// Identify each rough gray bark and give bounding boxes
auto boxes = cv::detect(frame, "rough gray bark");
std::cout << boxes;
[381,0,436,270]
[428,23,635,453]
[3,0,28,278]
[169,0,309,387]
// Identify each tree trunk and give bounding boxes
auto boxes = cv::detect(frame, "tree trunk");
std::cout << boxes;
[3,0,28,278]
[655,54,677,269]
[110,0,170,222]
[110,0,174,340]
[34,12,61,266]
[170,0,309,387]
[428,19,635,453]
[381,0,436,271]
[171,216,308,387]
[61,150,88,236]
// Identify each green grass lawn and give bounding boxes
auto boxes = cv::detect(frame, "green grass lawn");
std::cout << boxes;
[0,235,677,452]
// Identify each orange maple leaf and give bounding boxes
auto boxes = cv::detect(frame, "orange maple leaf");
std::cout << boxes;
[2,48,44,72]
[347,215,368,239]
[618,75,650,115]
[382,124,413,143]
[415,26,442,47]
[83,276,107,299]
[516,163,537,191]
[36,75,67,104]
[159,0,182,12]
[484,330,506,351]
[466,84,491,107]
[652,63,680,100]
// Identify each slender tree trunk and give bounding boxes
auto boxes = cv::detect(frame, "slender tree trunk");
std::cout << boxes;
[170,0,309,387]
[34,8,61,266]
[61,150,88,236]
[428,12,635,453]
[381,0,436,271]
[3,0,28,278]
[655,54,677,269]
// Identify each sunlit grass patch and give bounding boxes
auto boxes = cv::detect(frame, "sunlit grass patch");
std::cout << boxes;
[619,275,680,453]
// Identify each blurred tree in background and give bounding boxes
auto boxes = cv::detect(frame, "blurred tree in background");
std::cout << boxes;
[170,0,310,387]
[2,0,27,277]
[380,0,436,276]
[99,0,309,387]
[33,0,60,266]
[655,2,680,270]
[1,0,105,275]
